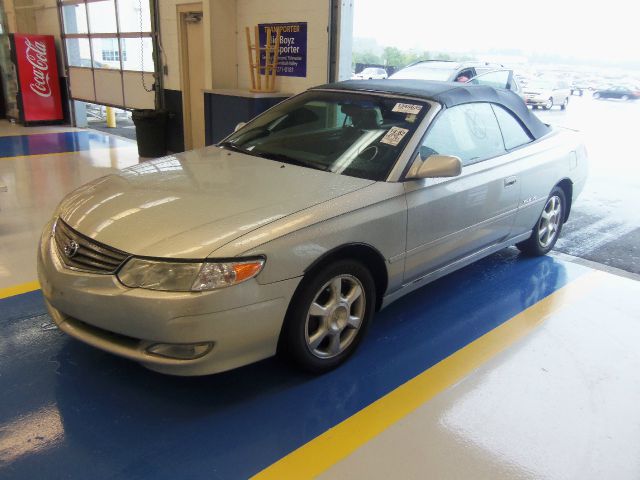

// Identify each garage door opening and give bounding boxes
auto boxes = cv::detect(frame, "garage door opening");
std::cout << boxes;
[59,0,159,140]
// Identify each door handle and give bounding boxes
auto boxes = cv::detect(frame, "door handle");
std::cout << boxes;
[504,176,517,187]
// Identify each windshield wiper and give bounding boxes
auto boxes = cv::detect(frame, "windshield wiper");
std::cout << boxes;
[218,141,251,154]
[252,151,329,171]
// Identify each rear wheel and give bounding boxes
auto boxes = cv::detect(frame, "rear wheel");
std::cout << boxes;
[280,259,376,373]
[517,187,566,256]
[593,92,600,99]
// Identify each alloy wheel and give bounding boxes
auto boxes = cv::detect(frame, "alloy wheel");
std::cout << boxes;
[305,275,366,359]
[537,195,562,248]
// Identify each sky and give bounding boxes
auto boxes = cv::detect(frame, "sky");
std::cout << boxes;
[353,0,640,64]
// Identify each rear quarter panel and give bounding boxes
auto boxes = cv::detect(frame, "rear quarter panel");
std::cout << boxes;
[511,128,587,236]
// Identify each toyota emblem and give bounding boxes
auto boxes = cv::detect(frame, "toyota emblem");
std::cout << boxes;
[63,240,79,258]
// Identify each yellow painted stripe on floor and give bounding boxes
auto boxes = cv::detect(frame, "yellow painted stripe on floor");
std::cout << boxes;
[0,281,41,300]
[253,270,605,480]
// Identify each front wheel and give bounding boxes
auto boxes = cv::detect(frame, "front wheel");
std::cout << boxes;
[621,95,629,101]
[543,97,554,110]
[593,92,600,99]
[561,97,569,110]
[517,187,566,256]
[280,260,376,373]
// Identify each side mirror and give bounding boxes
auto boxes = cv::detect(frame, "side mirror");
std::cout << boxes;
[407,154,462,179]
[234,122,247,132]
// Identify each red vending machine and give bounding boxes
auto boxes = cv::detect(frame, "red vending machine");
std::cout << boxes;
[9,33,64,125]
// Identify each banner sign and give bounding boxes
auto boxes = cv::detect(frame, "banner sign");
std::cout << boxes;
[258,22,307,78]
[13,33,63,122]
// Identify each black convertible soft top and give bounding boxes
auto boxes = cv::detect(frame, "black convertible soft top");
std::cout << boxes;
[314,79,551,140]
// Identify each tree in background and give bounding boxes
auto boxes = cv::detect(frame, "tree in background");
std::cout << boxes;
[352,50,382,67]
[352,45,475,72]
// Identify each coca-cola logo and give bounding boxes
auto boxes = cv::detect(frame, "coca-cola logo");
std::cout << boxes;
[25,38,52,98]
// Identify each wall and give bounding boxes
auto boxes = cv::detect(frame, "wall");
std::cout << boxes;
[33,0,60,38]
[4,0,59,36]
[159,0,199,91]
[160,0,329,94]
[236,0,330,92]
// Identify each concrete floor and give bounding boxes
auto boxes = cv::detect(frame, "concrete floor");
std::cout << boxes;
[1,120,639,479]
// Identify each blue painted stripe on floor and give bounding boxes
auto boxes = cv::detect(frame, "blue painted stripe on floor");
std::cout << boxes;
[0,131,134,158]
[0,251,590,480]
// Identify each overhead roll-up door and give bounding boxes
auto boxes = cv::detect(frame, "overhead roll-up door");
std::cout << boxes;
[59,0,157,110]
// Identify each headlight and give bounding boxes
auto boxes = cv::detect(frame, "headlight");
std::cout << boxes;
[117,257,265,292]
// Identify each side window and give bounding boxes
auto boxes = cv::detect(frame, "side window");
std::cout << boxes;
[454,68,474,82]
[468,70,510,89]
[420,103,505,165]
[491,105,532,150]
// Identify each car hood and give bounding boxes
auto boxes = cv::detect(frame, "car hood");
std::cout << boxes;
[58,147,374,258]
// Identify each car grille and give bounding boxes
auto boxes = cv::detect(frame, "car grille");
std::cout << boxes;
[53,219,130,274]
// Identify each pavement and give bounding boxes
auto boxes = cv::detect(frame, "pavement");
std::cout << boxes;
[534,94,640,274]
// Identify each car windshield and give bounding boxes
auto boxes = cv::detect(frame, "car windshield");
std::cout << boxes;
[222,91,430,181]
[361,68,377,74]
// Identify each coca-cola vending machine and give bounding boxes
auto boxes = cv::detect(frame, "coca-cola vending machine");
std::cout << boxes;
[8,33,63,124]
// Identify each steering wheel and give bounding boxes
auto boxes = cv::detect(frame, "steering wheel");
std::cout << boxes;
[356,145,379,163]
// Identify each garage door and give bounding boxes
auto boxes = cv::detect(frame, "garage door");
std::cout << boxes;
[59,0,157,110]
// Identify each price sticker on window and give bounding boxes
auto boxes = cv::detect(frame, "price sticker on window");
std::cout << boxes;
[392,103,423,115]
[380,127,409,146]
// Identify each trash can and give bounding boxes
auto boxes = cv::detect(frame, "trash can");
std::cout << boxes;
[132,109,168,158]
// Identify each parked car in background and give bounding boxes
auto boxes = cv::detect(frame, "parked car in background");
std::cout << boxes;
[38,80,588,376]
[390,60,503,83]
[592,86,640,101]
[523,79,571,110]
[352,67,388,80]
[391,61,522,97]
[570,81,589,96]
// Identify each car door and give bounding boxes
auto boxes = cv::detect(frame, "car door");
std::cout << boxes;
[467,69,521,97]
[403,102,521,283]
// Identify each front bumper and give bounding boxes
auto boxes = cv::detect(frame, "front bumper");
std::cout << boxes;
[525,95,549,106]
[37,221,302,375]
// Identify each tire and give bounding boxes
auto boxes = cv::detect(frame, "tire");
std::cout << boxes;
[280,259,376,373]
[517,187,566,256]
[622,95,629,101]
[593,92,600,99]
[543,97,553,110]
[560,97,569,110]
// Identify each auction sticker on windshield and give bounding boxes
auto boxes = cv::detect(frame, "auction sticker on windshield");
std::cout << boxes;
[380,127,409,146]
[392,103,423,114]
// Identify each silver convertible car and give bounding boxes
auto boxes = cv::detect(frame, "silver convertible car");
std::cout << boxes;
[38,80,588,375]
